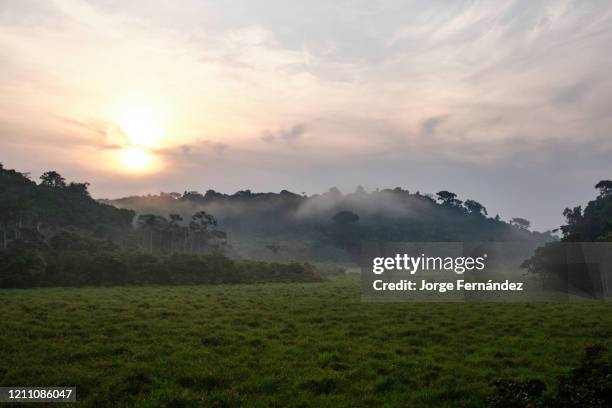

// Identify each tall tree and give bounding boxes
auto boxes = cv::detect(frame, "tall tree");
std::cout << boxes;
[168,214,183,253]
[510,217,531,230]
[595,180,612,197]
[464,199,487,216]
[39,171,66,188]
[436,190,463,207]
[137,214,167,253]
[0,196,27,249]
[189,211,218,253]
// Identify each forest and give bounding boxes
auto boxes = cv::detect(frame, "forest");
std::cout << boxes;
[521,180,612,287]
[2,162,612,407]
[103,180,554,262]
[0,164,320,287]
[2,162,611,288]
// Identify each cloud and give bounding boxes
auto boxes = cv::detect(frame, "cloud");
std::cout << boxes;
[261,123,309,143]
[156,139,229,158]
[420,115,449,138]
[1,0,612,230]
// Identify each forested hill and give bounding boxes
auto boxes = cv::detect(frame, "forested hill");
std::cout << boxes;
[520,180,612,278]
[558,180,612,242]
[0,164,134,243]
[0,162,554,262]
[0,164,320,288]
[103,186,554,261]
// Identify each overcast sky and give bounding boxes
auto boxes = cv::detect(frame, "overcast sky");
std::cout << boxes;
[1,0,612,231]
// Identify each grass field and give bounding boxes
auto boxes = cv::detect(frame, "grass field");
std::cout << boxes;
[1,277,611,407]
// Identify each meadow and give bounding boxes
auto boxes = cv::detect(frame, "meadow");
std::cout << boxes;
[1,277,611,407]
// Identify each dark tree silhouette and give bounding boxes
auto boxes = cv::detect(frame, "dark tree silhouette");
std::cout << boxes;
[39,171,66,188]
[168,214,182,224]
[66,182,90,196]
[436,190,463,207]
[464,199,488,216]
[510,217,531,230]
[137,214,166,253]
[332,210,359,225]
[595,180,612,197]
[168,214,184,252]
[189,211,220,253]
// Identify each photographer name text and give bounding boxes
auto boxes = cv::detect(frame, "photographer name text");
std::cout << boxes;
[372,279,524,292]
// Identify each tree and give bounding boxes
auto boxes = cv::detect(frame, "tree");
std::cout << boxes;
[595,180,612,197]
[330,210,361,252]
[559,206,583,240]
[0,247,46,288]
[39,171,66,188]
[182,191,205,202]
[510,217,531,230]
[204,189,224,200]
[189,211,219,253]
[436,190,463,207]
[0,196,28,249]
[137,214,167,253]
[169,214,182,224]
[332,210,359,225]
[192,211,217,228]
[168,214,184,252]
[464,199,487,216]
[66,182,90,196]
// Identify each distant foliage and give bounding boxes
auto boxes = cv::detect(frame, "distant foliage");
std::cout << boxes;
[0,165,135,249]
[0,165,232,256]
[559,180,612,242]
[0,237,321,288]
[522,180,612,277]
[0,165,322,287]
[510,217,531,230]
[103,184,553,262]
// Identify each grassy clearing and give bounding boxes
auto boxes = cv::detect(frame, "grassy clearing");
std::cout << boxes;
[1,277,611,407]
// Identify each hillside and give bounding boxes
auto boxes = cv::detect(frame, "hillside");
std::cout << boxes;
[0,164,321,288]
[559,180,612,242]
[103,186,554,262]
[0,164,135,246]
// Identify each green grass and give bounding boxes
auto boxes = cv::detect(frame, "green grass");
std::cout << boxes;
[1,277,611,407]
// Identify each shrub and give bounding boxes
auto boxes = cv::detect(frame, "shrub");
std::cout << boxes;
[488,344,612,408]
[0,242,323,288]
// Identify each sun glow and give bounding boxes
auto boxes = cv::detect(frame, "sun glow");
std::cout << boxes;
[117,106,164,147]
[120,147,152,170]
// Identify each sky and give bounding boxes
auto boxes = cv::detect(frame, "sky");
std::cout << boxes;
[1,0,612,231]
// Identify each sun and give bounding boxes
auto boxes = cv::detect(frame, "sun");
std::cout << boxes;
[120,147,152,170]
[110,97,167,172]
[116,104,164,147]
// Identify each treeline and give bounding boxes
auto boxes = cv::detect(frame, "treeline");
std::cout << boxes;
[321,190,542,253]
[0,234,322,288]
[558,180,612,242]
[134,212,228,254]
[0,165,135,247]
[0,164,322,288]
[0,165,229,256]
[522,180,612,278]
[0,164,135,239]
[105,185,553,262]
